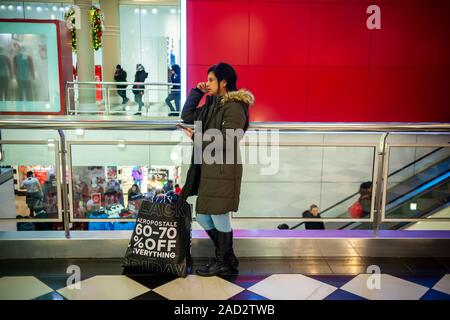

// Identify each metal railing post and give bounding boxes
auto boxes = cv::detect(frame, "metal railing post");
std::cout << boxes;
[58,129,71,239]
[373,132,389,237]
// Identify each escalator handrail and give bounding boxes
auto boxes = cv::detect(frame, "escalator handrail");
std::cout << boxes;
[320,147,444,217]
[286,147,445,230]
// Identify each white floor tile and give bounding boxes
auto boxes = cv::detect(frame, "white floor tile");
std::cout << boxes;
[0,276,53,300]
[57,276,150,300]
[432,274,450,295]
[341,274,429,300]
[247,274,337,300]
[153,275,244,300]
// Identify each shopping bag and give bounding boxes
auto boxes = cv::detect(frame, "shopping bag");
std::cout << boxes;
[122,199,192,277]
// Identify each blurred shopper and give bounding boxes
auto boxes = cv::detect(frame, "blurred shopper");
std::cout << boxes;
[131,166,143,190]
[114,64,128,105]
[302,204,325,230]
[127,184,141,201]
[20,171,42,218]
[174,184,182,196]
[163,179,174,194]
[165,64,181,116]
[0,46,12,101]
[348,181,372,218]
[13,46,35,101]
[132,64,148,115]
[180,62,253,277]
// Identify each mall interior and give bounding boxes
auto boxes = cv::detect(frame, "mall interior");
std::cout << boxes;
[0,0,449,301]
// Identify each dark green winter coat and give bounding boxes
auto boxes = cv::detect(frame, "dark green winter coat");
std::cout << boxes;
[180,88,254,215]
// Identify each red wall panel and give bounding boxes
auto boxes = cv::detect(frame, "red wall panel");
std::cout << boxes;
[249,2,310,66]
[187,0,450,122]
[188,1,250,66]
[430,0,450,67]
[366,68,427,122]
[426,69,450,122]
[306,67,368,122]
[248,66,308,122]
[309,3,371,66]
[370,5,433,67]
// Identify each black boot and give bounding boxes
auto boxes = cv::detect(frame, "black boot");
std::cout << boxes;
[196,231,233,277]
[195,229,219,274]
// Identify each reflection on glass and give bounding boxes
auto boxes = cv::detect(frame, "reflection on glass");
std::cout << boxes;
[16,165,58,221]
[71,165,182,224]
[0,33,49,102]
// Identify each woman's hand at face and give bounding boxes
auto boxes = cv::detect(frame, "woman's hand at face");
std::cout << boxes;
[197,82,208,93]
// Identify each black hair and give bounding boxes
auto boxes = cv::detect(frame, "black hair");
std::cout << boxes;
[310,204,318,211]
[171,64,180,75]
[116,64,121,69]
[26,171,33,177]
[359,181,373,196]
[175,184,180,188]
[207,62,238,92]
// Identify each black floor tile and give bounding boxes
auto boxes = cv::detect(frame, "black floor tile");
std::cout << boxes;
[308,275,357,288]
[33,291,67,300]
[421,289,450,300]
[219,274,270,289]
[229,290,268,300]
[36,275,92,291]
[127,275,178,289]
[131,290,168,300]
[394,275,444,288]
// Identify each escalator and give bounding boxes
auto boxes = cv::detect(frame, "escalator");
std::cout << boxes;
[318,147,450,230]
[349,147,448,230]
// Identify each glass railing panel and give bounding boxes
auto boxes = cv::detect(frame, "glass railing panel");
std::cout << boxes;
[0,141,62,227]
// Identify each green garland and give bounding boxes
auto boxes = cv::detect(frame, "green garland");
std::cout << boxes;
[90,6,104,51]
[64,7,77,52]
[64,6,104,52]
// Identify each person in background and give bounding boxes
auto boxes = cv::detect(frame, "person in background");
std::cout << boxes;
[0,45,12,101]
[13,46,35,101]
[131,166,143,190]
[174,184,182,196]
[302,204,325,230]
[20,171,42,218]
[132,64,148,115]
[165,64,181,116]
[114,64,128,105]
[127,184,141,201]
[359,181,372,218]
[163,179,174,194]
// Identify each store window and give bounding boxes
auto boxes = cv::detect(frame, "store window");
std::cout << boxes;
[119,5,181,105]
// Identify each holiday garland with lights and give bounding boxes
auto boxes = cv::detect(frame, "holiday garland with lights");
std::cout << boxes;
[90,6,104,51]
[64,6,104,52]
[64,7,77,51]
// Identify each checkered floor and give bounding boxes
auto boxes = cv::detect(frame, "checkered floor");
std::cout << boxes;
[1,273,450,300]
[1,257,450,300]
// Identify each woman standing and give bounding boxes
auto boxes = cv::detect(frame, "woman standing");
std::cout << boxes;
[132,64,148,115]
[179,62,254,276]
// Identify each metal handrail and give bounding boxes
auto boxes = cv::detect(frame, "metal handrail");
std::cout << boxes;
[1,119,449,238]
[67,81,178,86]
[0,117,449,132]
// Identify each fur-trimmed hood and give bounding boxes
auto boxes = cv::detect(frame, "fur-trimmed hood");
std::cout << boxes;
[220,89,255,107]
